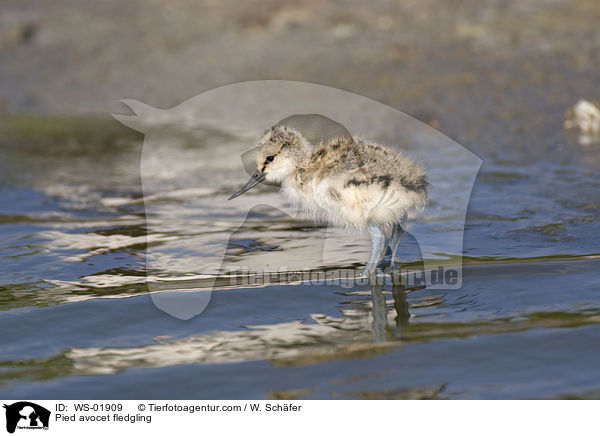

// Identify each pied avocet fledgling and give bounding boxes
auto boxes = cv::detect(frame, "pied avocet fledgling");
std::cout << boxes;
[229,125,428,275]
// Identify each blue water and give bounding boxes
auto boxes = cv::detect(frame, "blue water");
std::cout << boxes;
[1,115,600,399]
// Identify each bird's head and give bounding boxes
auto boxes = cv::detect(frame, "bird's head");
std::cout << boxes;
[256,125,310,183]
[229,125,310,200]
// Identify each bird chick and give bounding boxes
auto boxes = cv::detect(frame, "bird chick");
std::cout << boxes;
[229,125,428,274]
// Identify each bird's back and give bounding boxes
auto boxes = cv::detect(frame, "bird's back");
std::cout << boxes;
[291,136,428,231]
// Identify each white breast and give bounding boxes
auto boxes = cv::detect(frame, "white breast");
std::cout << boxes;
[281,175,419,232]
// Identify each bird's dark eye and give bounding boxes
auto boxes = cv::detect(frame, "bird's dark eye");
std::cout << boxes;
[265,155,275,163]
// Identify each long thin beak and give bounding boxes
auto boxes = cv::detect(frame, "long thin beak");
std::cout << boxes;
[228,170,266,200]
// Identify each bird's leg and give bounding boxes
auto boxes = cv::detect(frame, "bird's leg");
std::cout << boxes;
[363,223,387,276]
[377,221,405,272]
[388,222,405,269]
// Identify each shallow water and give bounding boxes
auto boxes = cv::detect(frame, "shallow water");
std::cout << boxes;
[1,113,600,399]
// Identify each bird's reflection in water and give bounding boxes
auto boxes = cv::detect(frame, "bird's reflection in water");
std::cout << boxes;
[369,270,411,342]
[65,270,424,375]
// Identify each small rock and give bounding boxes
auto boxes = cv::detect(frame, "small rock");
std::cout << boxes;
[565,99,600,133]
[564,99,600,145]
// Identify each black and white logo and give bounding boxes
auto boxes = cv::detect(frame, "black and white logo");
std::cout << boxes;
[3,402,50,434]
